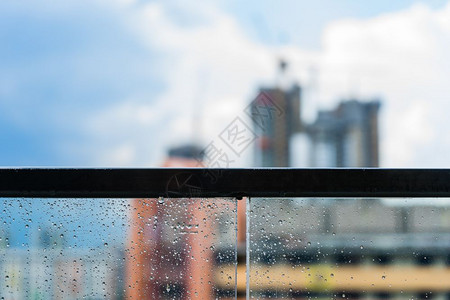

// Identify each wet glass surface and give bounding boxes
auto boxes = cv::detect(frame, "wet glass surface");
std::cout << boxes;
[247,198,450,299]
[0,198,237,299]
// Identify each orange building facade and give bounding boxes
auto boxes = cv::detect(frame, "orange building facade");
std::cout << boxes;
[125,148,241,299]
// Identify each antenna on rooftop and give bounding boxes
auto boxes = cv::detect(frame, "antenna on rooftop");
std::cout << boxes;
[277,57,289,89]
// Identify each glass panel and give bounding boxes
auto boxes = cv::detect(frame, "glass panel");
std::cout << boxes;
[247,198,450,299]
[0,198,237,299]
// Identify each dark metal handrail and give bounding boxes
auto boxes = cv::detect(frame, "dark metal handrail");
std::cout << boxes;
[0,168,449,198]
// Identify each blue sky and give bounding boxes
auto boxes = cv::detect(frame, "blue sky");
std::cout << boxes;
[224,0,448,48]
[0,0,450,168]
[0,1,164,165]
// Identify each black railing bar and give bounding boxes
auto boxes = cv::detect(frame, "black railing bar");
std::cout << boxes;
[0,168,449,198]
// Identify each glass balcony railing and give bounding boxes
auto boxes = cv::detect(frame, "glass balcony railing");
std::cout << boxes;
[0,168,449,300]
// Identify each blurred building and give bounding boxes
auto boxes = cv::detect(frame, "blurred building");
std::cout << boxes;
[0,248,123,299]
[251,84,302,167]
[250,71,380,168]
[306,100,380,167]
[125,145,237,300]
[243,75,450,299]
[216,198,450,299]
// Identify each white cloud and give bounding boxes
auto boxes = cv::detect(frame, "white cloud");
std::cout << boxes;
[80,1,278,166]
[308,2,450,167]
[83,0,450,167]
[8,0,447,167]
[81,0,334,167]
[104,143,136,165]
